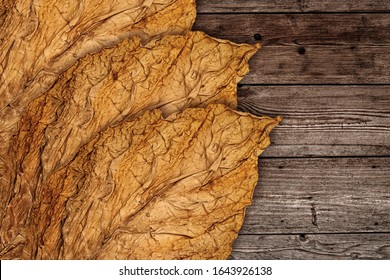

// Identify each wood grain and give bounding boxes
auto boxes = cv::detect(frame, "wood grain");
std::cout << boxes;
[197,0,390,13]
[240,157,390,234]
[194,14,390,84]
[231,233,390,259]
[237,86,390,157]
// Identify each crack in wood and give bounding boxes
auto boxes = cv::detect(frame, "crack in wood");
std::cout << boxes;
[311,204,318,227]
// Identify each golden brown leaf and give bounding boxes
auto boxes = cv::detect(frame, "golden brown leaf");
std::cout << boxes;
[25,32,259,178]
[0,31,259,259]
[29,104,280,259]
[0,0,196,217]
[0,0,279,261]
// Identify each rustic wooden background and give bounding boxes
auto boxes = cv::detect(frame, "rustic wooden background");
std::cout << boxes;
[194,0,390,259]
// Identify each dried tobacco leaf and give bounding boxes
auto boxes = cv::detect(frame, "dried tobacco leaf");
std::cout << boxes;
[21,32,259,179]
[24,104,280,259]
[0,0,195,214]
[0,32,259,259]
[0,0,195,115]
[0,0,277,261]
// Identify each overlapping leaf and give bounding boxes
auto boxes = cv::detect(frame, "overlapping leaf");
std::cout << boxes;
[0,31,259,258]
[28,104,280,259]
[0,0,281,260]
[0,0,196,217]
[19,32,259,179]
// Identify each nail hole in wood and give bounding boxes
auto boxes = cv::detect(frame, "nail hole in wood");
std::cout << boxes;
[299,234,307,241]
[254,33,262,41]
[298,47,306,55]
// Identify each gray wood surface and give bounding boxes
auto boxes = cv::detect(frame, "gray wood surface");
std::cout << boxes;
[197,0,390,13]
[193,14,390,84]
[231,233,390,259]
[237,86,390,157]
[196,1,390,260]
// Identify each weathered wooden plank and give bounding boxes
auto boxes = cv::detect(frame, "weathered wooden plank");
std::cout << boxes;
[237,86,390,157]
[194,14,390,45]
[240,157,390,234]
[231,233,390,259]
[193,14,390,84]
[197,0,390,13]
[244,46,390,84]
